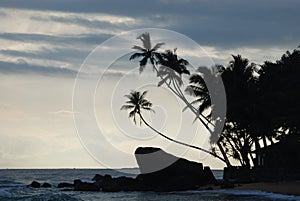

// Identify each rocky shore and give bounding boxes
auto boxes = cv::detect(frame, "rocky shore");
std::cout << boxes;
[30,147,217,192]
[28,147,300,196]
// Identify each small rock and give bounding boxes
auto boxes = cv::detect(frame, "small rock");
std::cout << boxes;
[41,183,51,188]
[30,181,41,188]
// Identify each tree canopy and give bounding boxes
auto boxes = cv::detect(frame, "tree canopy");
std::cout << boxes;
[124,32,300,168]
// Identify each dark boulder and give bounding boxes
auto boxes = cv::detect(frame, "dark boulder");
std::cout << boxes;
[114,176,136,191]
[92,174,104,182]
[134,147,216,191]
[30,181,41,188]
[203,166,217,185]
[220,179,235,189]
[92,174,137,192]
[74,179,100,191]
[102,179,121,192]
[41,182,52,188]
[93,174,112,188]
[57,182,74,188]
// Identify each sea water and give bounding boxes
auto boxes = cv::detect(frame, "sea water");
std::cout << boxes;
[0,169,299,201]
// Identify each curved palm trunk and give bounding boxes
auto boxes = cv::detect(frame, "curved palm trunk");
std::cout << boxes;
[138,112,227,164]
[152,59,231,167]
[173,79,232,167]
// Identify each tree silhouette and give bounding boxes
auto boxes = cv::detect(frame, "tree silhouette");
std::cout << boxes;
[186,66,232,166]
[127,32,300,169]
[120,90,154,125]
[129,32,164,73]
[129,32,231,166]
[121,90,226,162]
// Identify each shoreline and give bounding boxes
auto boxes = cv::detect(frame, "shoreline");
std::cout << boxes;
[233,181,300,196]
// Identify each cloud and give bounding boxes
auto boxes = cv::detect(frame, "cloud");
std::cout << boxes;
[0,47,90,65]
[31,12,136,28]
[0,10,6,17]
[0,60,78,77]
[48,110,77,116]
[0,32,112,46]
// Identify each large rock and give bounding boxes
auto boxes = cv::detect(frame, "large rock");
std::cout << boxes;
[74,179,100,191]
[134,147,216,191]
[203,166,217,184]
[92,174,136,192]
[92,174,112,188]
[102,179,121,192]
[92,174,104,182]
[114,176,136,191]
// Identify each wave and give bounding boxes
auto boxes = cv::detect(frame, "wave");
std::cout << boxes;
[0,179,25,189]
[0,189,11,198]
[29,193,82,201]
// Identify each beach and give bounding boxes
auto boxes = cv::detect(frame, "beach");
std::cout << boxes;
[235,181,300,196]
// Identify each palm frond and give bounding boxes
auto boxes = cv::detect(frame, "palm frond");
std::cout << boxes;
[142,107,155,113]
[129,110,137,124]
[139,57,148,73]
[120,105,135,110]
[189,74,205,84]
[139,65,146,74]
[174,75,183,86]
[154,52,163,64]
[130,52,144,60]
[132,45,146,52]
[198,99,211,114]
[152,43,165,51]
[137,32,151,50]
[182,69,190,75]
[140,91,148,99]
[178,58,189,65]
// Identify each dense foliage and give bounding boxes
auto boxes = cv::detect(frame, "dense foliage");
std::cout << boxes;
[125,32,300,167]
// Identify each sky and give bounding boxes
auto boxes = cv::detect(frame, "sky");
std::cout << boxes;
[0,0,299,169]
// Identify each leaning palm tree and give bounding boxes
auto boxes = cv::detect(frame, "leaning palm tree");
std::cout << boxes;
[120,90,226,162]
[157,49,190,88]
[129,32,165,73]
[129,33,230,165]
[186,66,232,166]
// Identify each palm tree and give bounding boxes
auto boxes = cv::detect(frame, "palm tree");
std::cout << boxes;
[120,90,154,125]
[186,66,232,167]
[120,90,227,163]
[129,32,165,73]
[129,33,230,166]
[157,49,190,88]
[185,67,212,119]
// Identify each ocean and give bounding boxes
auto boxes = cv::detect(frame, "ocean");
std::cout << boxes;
[0,169,299,201]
